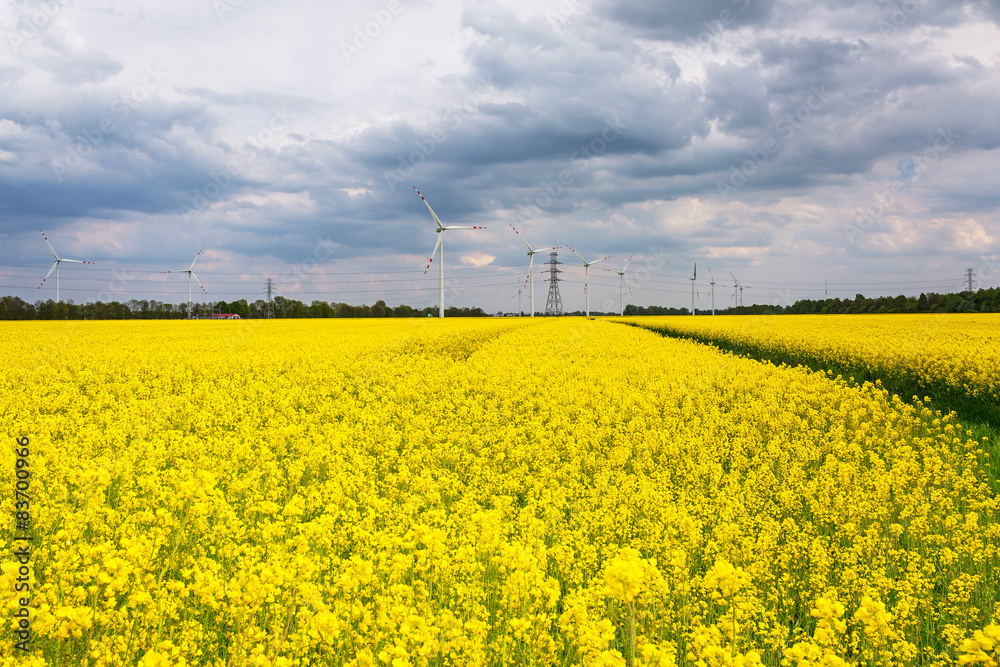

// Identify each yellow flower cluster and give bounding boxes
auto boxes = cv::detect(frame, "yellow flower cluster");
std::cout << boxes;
[1,318,997,666]
[960,624,1000,666]
[617,313,1000,401]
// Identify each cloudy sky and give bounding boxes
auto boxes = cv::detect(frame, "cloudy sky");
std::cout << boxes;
[1,0,998,313]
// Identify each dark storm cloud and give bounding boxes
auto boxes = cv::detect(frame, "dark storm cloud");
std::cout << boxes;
[595,0,778,42]
[703,62,770,134]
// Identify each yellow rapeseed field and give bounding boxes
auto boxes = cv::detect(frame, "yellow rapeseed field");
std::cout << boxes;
[1,318,998,667]
[615,314,1000,403]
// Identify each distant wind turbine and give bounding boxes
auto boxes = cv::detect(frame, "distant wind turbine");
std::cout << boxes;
[567,246,611,317]
[508,224,558,317]
[414,186,486,318]
[690,263,697,315]
[706,267,727,315]
[602,255,633,316]
[161,247,207,315]
[37,230,95,303]
[510,288,523,316]
[729,271,751,307]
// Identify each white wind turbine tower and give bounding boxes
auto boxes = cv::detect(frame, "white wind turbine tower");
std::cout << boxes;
[729,271,751,307]
[161,247,207,316]
[414,186,486,318]
[508,224,558,317]
[38,230,95,303]
[706,267,727,316]
[567,246,611,317]
[602,255,633,316]
[689,263,697,315]
[510,288,523,316]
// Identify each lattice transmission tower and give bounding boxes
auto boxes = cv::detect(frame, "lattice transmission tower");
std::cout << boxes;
[544,251,564,316]
[965,268,977,292]
[264,278,276,318]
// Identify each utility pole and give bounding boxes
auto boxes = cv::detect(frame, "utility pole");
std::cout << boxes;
[965,268,977,292]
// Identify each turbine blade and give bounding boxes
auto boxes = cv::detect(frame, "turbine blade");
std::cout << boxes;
[624,274,632,296]
[442,225,486,230]
[413,186,446,230]
[190,272,207,293]
[567,246,587,264]
[522,273,530,288]
[591,255,612,265]
[39,261,57,287]
[190,246,204,270]
[423,234,444,274]
[40,230,58,260]
[509,224,535,252]
[623,255,633,271]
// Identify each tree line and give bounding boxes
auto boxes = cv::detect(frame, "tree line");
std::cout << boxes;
[626,288,1000,316]
[0,296,487,320]
[2,288,998,320]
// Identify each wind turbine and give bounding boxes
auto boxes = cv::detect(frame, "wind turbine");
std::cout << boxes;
[161,247,207,316]
[689,263,697,316]
[729,271,751,307]
[508,224,558,317]
[730,271,741,307]
[510,288,523,316]
[37,230,95,303]
[567,246,611,317]
[602,255,633,316]
[706,267,726,316]
[415,186,487,318]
